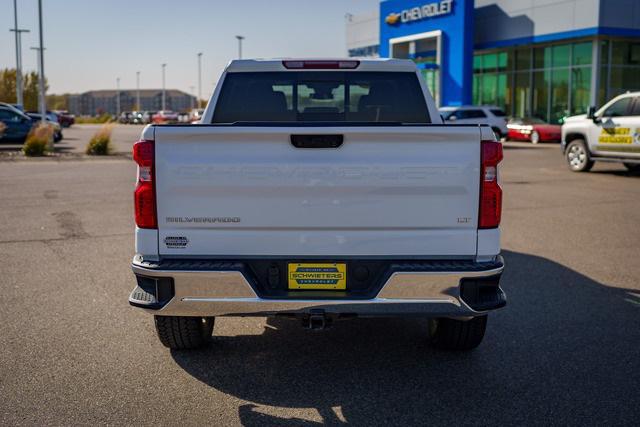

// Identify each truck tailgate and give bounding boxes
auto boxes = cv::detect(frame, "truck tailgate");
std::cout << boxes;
[153,125,481,257]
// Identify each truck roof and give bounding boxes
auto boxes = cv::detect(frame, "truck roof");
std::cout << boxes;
[225,58,419,73]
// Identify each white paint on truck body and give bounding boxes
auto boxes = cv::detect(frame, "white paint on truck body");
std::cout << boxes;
[153,125,482,257]
[134,59,501,262]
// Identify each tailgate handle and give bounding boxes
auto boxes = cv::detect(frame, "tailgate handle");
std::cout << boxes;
[290,134,343,149]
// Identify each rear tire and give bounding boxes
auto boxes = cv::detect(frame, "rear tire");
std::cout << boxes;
[154,316,214,350]
[566,139,594,172]
[428,315,487,351]
[623,163,640,172]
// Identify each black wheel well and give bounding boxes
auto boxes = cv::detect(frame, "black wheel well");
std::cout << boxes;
[565,133,586,144]
[563,133,587,152]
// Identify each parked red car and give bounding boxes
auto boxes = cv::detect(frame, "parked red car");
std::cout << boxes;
[152,110,179,124]
[507,117,561,143]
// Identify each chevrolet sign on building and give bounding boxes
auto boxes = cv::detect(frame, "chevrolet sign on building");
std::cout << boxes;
[346,0,640,124]
[385,0,453,25]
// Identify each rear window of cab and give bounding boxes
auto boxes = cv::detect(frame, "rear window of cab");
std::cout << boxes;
[212,71,431,124]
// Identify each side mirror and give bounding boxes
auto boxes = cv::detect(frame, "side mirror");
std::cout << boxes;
[587,106,597,120]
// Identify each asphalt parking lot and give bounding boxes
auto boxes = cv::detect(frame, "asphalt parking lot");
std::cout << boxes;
[1,125,639,425]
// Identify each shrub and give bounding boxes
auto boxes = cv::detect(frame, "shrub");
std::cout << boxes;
[23,123,54,156]
[86,124,113,155]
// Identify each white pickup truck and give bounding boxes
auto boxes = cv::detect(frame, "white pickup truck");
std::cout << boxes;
[562,92,640,172]
[129,59,506,351]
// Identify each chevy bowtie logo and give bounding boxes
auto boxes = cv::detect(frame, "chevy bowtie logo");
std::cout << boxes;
[385,0,454,25]
[385,13,400,25]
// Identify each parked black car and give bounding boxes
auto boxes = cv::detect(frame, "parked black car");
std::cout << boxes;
[0,102,34,142]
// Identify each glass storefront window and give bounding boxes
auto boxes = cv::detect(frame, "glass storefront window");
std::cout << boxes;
[611,42,624,64]
[514,72,530,118]
[534,46,551,69]
[472,72,508,109]
[631,44,640,64]
[550,69,569,122]
[570,67,591,115]
[473,55,482,72]
[572,42,592,66]
[483,53,497,72]
[611,41,640,65]
[601,40,609,65]
[501,73,511,113]
[552,44,570,68]
[497,52,508,72]
[532,70,549,121]
[473,74,481,105]
[421,69,439,105]
[609,66,640,97]
[515,47,531,71]
[481,74,497,104]
[468,39,640,120]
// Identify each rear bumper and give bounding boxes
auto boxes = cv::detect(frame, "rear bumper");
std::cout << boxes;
[129,255,505,317]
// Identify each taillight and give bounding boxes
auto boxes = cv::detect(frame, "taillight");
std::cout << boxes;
[133,140,157,229]
[479,140,503,229]
[282,60,360,69]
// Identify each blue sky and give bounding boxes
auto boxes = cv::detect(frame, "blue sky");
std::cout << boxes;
[1,0,379,96]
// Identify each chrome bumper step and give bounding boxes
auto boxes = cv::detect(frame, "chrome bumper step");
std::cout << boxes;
[130,255,505,317]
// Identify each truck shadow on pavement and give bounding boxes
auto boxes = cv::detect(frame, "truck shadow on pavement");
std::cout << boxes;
[171,250,640,425]
[591,169,640,177]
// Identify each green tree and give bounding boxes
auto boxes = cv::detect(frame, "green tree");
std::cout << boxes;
[0,69,18,104]
[47,93,68,110]
[23,71,49,111]
[0,68,49,111]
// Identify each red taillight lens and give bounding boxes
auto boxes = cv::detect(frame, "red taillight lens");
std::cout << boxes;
[133,140,157,229]
[133,139,153,167]
[282,60,360,69]
[479,140,503,229]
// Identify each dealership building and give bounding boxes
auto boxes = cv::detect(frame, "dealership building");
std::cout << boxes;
[346,0,640,122]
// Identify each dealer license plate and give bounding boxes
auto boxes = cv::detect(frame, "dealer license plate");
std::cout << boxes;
[287,263,347,290]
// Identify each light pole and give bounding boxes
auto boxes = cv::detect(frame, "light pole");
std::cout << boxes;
[161,63,166,111]
[37,0,46,126]
[197,52,202,108]
[136,71,140,111]
[30,47,45,112]
[116,77,121,117]
[10,0,29,107]
[235,35,244,59]
[31,45,52,150]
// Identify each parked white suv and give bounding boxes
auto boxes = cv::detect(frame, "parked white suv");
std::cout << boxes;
[129,59,506,352]
[439,105,509,138]
[562,92,640,172]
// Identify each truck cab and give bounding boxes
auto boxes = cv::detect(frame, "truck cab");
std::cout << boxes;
[562,92,640,172]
